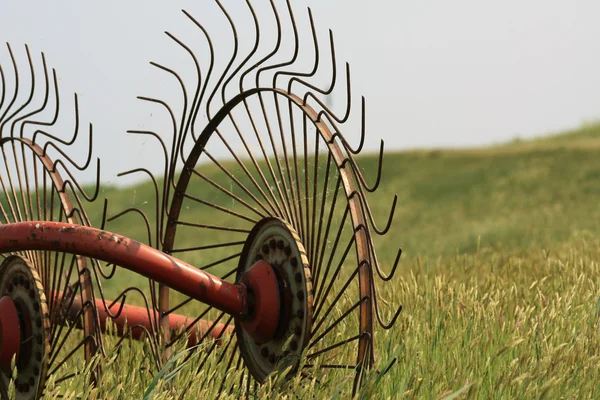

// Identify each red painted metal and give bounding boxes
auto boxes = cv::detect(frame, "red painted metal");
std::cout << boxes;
[0,296,21,370]
[0,221,282,342]
[54,292,233,344]
[0,221,249,318]
[238,260,281,343]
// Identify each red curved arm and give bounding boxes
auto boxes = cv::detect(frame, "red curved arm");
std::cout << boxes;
[0,221,247,317]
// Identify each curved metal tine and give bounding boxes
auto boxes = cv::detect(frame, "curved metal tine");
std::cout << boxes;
[215,0,296,224]
[0,64,5,115]
[253,0,304,231]
[181,9,215,146]
[205,0,240,120]
[117,167,163,247]
[135,96,179,190]
[339,139,384,193]
[0,45,35,136]
[93,285,161,355]
[31,91,79,147]
[13,52,50,138]
[369,263,403,330]
[209,1,293,221]
[349,186,397,236]
[327,96,366,155]
[106,207,154,247]
[125,130,170,225]
[54,157,101,202]
[314,62,351,124]
[0,43,20,127]
[285,16,331,96]
[40,122,93,171]
[23,67,56,140]
[110,324,161,372]
[357,220,402,281]
[149,55,189,169]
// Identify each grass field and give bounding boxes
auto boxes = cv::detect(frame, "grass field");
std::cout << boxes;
[21,122,600,399]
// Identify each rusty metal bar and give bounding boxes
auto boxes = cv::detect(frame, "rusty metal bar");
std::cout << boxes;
[54,292,233,345]
[0,221,248,318]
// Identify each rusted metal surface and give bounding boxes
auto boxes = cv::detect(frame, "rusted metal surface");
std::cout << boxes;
[54,292,233,344]
[0,221,250,318]
[0,296,20,370]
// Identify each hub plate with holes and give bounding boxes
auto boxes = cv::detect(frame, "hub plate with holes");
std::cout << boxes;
[235,218,313,382]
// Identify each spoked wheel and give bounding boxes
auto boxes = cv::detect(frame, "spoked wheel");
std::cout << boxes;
[120,2,402,396]
[0,44,101,399]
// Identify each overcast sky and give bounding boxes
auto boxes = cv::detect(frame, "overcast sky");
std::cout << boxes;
[0,1,598,185]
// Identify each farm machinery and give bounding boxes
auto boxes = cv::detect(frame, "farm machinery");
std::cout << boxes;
[0,2,402,398]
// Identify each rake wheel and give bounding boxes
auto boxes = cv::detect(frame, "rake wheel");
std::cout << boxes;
[110,1,403,395]
[0,44,101,399]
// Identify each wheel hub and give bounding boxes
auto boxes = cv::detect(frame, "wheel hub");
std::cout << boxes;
[236,218,313,382]
[0,256,50,400]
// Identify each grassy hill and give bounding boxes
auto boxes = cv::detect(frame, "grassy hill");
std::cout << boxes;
[56,122,600,398]
[90,122,600,276]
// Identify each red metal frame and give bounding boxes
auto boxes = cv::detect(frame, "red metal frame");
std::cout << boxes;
[56,293,233,344]
[0,222,281,342]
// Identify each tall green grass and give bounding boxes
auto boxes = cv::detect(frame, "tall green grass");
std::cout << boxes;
[48,123,600,398]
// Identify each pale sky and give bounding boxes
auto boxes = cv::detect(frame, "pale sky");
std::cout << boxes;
[1,1,599,185]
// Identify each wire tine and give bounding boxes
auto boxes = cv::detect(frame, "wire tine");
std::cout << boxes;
[0,43,19,126]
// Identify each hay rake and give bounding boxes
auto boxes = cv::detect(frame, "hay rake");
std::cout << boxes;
[0,2,402,398]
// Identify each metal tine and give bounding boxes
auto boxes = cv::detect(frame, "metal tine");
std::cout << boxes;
[125,130,170,233]
[348,187,397,235]
[14,52,50,139]
[30,91,79,147]
[327,96,366,155]
[53,157,101,201]
[4,45,37,136]
[181,9,216,146]
[135,96,179,190]
[39,123,93,171]
[94,286,161,352]
[218,0,296,224]
[155,34,198,165]
[107,207,154,247]
[148,57,188,170]
[117,167,163,247]
[164,304,217,348]
[363,222,402,282]
[190,168,267,219]
[310,62,351,124]
[279,9,319,98]
[0,64,5,113]
[211,1,291,220]
[256,0,304,231]
[201,148,278,217]
[24,67,57,140]
[110,324,162,372]
[0,43,20,125]
[371,274,403,330]
[338,139,385,193]
[205,0,240,120]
